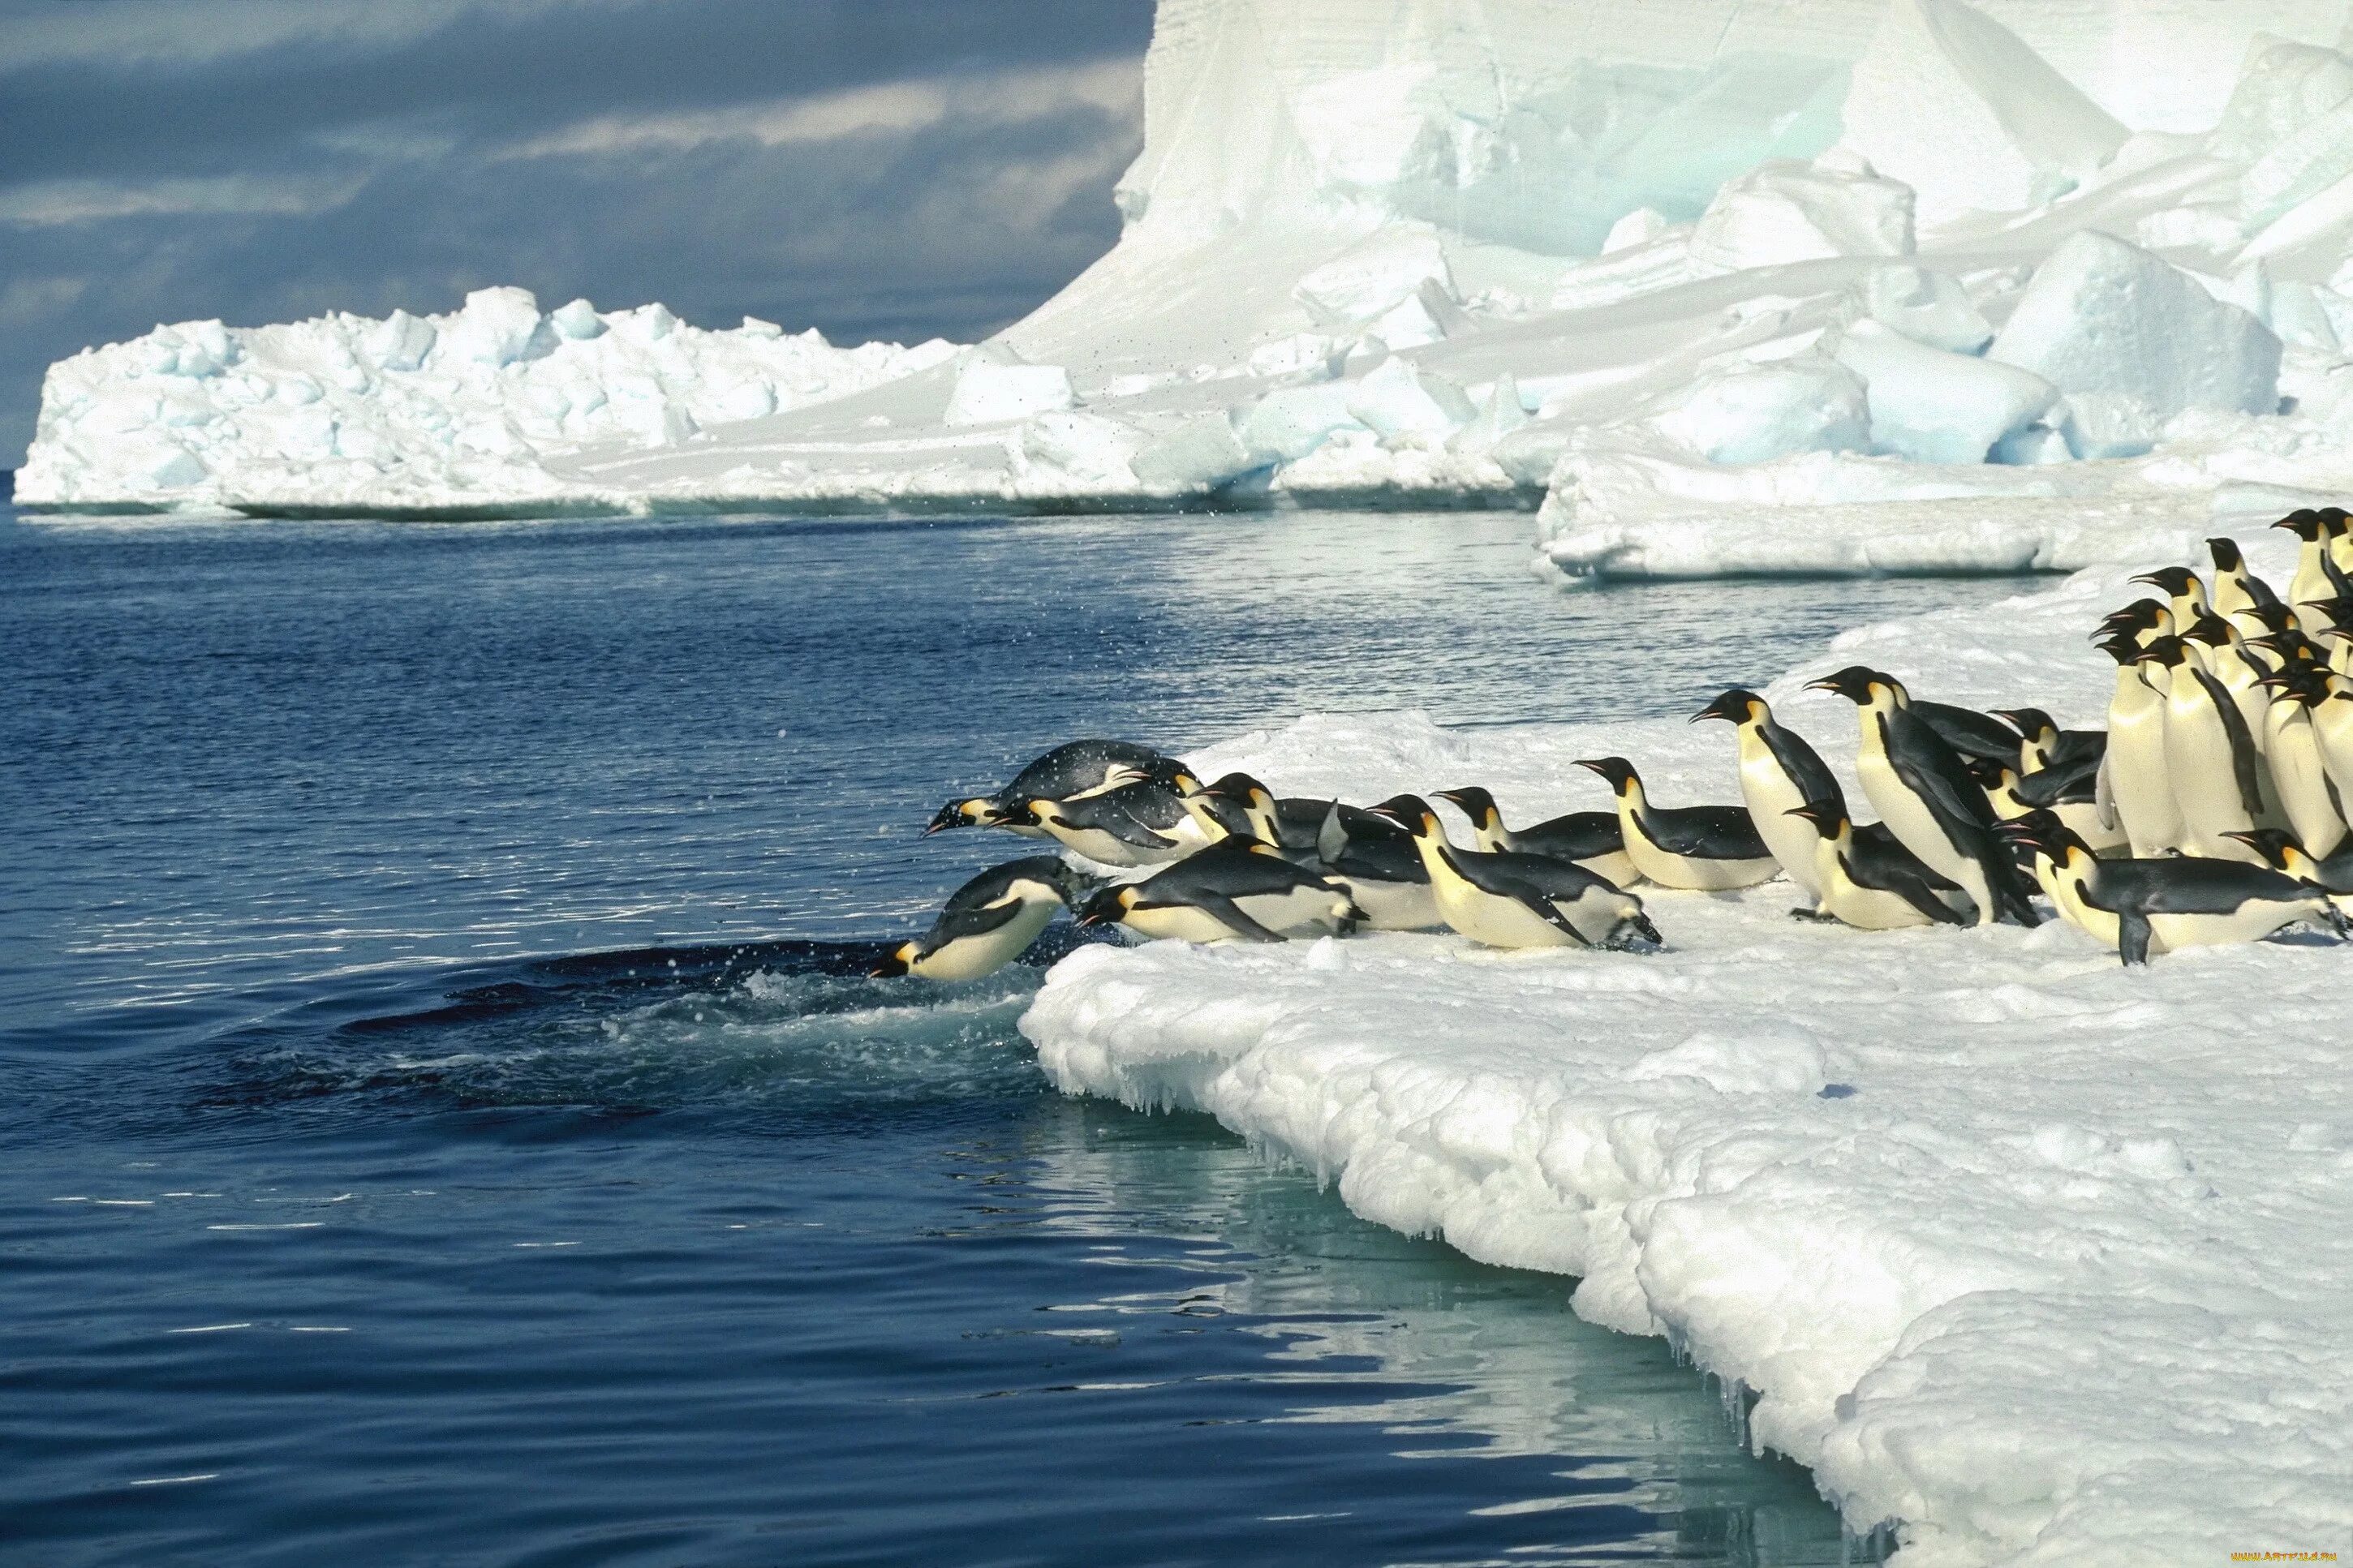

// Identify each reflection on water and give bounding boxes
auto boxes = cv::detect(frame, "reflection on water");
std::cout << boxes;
[0,506,1979,1564]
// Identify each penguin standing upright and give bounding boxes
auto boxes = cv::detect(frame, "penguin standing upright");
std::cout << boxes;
[872,858,1095,980]
[1806,667,2039,927]
[1573,758,1780,891]
[2139,636,2265,861]
[1691,689,1843,905]
[2256,669,2349,857]
[2135,566,2213,631]
[2208,536,2282,638]
[2096,633,2183,855]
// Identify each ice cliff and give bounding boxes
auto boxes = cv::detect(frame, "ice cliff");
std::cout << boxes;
[21,0,2353,567]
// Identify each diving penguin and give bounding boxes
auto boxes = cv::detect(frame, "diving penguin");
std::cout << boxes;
[1430,785,1635,886]
[1807,666,2040,927]
[871,857,1095,980]
[1369,794,1658,951]
[1691,688,1844,905]
[1076,837,1361,943]
[1573,757,1780,891]
[1782,801,1968,930]
[927,740,1183,836]
[1013,777,1198,868]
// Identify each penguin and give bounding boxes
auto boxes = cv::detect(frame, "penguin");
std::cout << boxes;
[2096,633,2183,856]
[1573,757,1780,891]
[2254,669,2348,857]
[1012,778,1198,868]
[1077,837,1361,943]
[2222,827,2353,915]
[1782,801,1969,930]
[1368,794,1658,951]
[2183,612,2278,755]
[2007,817,2341,964]
[1311,801,1444,930]
[2275,509,2338,629]
[2208,536,2282,638]
[2325,505,2353,578]
[2097,598,2173,650]
[1690,688,1843,904]
[1976,758,2129,855]
[927,741,1182,836]
[1991,708,2106,775]
[2304,673,2353,802]
[2134,565,2212,630]
[1430,785,1636,886]
[2138,635,2265,861]
[871,857,1095,980]
[1806,666,2040,927]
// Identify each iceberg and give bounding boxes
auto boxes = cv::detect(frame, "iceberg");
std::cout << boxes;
[22,0,2353,573]
[1022,535,2353,1566]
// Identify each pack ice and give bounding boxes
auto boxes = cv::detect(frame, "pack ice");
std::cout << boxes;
[24,0,2353,579]
[1022,536,2353,1566]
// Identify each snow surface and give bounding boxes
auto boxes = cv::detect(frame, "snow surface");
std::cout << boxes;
[1022,535,2353,1566]
[27,0,2353,575]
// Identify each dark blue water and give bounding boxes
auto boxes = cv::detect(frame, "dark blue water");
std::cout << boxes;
[2,505,2008,1566]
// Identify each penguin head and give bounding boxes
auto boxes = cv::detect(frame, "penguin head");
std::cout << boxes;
[1692,689,1764,727]
[2206,536,2245,572]
[1366,793,1442,839]
[1432,786,1499,827]
[1075,887,1136,927]
[1805,665,1892,706]
[2092,633,2140,667]
[1573,757,1639,795]
[2273,509,2329,543]
[869,942,916,978]
[2324,506,2353,535]
[1602,904,1664,952]
[2097,599,2166,637]
[1012,798,1059,828]
[1783,800,1847,836]
[2244,603,2296,638]
[2132,566,2205,606]
[2223,828,2307,874]
[1991,708,2055,745]
[2183,612,2235,648]
[927,797,999,835]
[2134,634,2191,668]
[1171,768,1206,797]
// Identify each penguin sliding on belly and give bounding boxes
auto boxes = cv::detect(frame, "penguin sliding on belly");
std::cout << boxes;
[872,857,1095,980]
[1573,757,1779,891]
[1430,786,1634,886]
[1369,794,1658,951]
[1783,802,1968,930]
[1311,801,1443,931]
[1078,838,1361,943]
[2009,817,2341,964]
[1691,688,1843,906]
[1807,667,2039,927]
[2225,827,2353,916]
[927,741,1183,836]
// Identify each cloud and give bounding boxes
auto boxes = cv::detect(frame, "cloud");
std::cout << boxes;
[0,174,371,227]
[0,0,614,72]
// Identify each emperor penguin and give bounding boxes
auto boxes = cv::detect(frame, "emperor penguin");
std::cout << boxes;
[2303,675,2353,801]
[1573,757,1779,891]
[1977,758,2127,854]
[2098,598,2173,651]
[927,741,1182,836]
[2096,633,2183,856]
[1077,837,1361,943]
[1992,708,2105,775]
[2254,670,2349,857]
[1311,800,1444,931]
[2275,509,2338,629]
[1368,794,1658,951]
[2134,566,2213,630]
[2138,636,2265,861]
[872,857,1095,980]
[2324,505,2353,576]
[1013,779,1197,868]
[1430,785,1635,886]
[1807,666,2040,927]
[1690,688,1843,904]
[2008,817,2341,965]
[2207,536,2282,638]
[2223,827,2353,915]
[1782,801,1969,930]
[1908,701,2025,771]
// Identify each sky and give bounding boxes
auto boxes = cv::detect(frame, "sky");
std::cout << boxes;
[0,0,1157,462]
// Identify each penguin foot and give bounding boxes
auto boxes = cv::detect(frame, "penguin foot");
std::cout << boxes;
[1787,907,1836,923]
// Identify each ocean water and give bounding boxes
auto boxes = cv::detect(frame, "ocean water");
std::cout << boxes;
[2,504,2013,1566]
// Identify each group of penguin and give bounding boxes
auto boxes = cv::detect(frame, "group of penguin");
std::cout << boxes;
[875,509,2353,980]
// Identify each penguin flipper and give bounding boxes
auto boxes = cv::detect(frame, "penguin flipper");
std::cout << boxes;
[1496,881,1595,947]
[1886,711,2001,830]
[1195,893,1288,943]
[921,896,1029,952]
[1315,801,1350,867]
[2118,907,2153,966]
[2192,669,2263,819]
[1889,864,1971,927]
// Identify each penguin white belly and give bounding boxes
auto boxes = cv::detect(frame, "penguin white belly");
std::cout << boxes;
[1335,876,1442,932]
[1122,903,1258,944]
[2265,711,2347,857]
[2149,897,2320,953]
[1856,746,1985,909]
[1737,743,1823,897]
[1813,861,1934,930]
[2312,702,2353,802]
[1430,878,1579,949]
[1234,885,1356,938]
[2162,693,2256,854]
[907,900,1057,981]
[1574,848,1640,888]
[2106,692,2182,855]
[1622,818,1779,891]
[2053,874,2119,947]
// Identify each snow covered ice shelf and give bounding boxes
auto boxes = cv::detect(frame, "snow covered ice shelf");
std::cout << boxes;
[1021,552,2353,1566]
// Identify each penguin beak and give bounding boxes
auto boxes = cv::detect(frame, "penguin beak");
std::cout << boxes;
[1690,694,1739,724]
[870,944,913,978]
[925,801,976,835]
